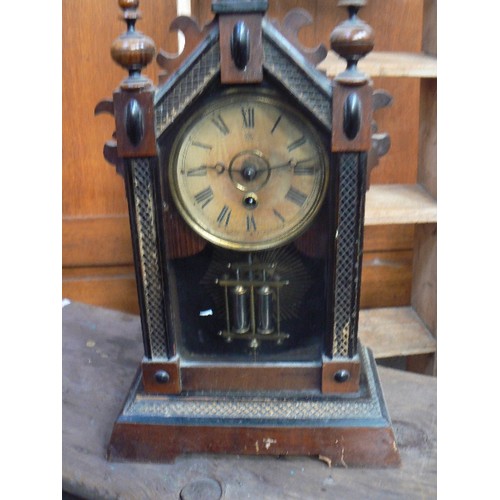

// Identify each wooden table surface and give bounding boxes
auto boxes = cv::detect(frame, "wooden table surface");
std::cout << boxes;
[62,302,436,500]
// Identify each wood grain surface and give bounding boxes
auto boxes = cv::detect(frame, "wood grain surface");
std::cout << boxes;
[365,184,437,225]
[318,51,437,78]
[62,302,436,499]
[359,306,436,358]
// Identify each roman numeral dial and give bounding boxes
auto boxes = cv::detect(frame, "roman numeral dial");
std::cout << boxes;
[168,91,329,251]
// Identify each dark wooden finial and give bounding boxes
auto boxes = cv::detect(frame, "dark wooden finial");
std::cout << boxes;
[330,1,374,85]
[111,0,156,89]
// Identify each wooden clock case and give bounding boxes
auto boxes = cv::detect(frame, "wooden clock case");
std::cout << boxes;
[96,0,399,466]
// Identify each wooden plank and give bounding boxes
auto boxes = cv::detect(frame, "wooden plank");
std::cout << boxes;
[365,184,437,225]
[411,0,436,367]
[422,0,437,56]
[359,306,437,358]
[363,224,414,252]
[62,267,139,314]
[411,223,437,335]
[369,77,420,185]
[63,216,133,267]
[62,302,436,498]
[318,51,437,79]
[418,78,437,198]
[360,250,413,309]
[63,265,134,279]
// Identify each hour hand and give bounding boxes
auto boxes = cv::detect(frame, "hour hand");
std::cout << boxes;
[268,159,294,171]
[185,162,226,176]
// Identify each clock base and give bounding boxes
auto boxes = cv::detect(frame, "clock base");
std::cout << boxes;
[107,344,400,466]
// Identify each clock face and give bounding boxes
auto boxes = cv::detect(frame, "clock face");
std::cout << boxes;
[168,90,329,251]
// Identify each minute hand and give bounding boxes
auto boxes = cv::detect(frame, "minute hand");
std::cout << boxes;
[268,158,315,172]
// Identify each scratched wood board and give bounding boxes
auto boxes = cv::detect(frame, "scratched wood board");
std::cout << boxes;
[62,302,436,499]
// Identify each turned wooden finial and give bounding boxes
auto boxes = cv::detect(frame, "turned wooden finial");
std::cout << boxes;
[111,0,156,89]
[330,0,374,84]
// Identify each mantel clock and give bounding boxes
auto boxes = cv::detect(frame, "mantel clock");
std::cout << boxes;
[96,0,399,466]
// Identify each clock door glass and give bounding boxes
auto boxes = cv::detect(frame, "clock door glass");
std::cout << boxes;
[160,89,333,362]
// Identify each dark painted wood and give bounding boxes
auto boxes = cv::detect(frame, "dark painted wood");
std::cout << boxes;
[63,302,436,498]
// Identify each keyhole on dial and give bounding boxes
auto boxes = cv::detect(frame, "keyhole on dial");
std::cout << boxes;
[243,193,258,209]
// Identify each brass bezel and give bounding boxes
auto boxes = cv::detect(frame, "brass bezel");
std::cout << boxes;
[168,88,330,251]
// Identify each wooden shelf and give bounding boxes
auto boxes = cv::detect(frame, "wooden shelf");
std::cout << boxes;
[359,306,436,359]
[364,184,437,226]
[317,51,437,79]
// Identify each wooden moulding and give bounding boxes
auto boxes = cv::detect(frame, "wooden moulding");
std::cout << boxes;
[180,363,320,392]
[141,359,362,394]
[109,423,399,466]
[109,345,400,466]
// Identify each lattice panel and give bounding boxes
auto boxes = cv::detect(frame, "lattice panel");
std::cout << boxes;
[332,153,360,356]
[155,41,221,137]
[262,36,332,130]
[131,159,168,358]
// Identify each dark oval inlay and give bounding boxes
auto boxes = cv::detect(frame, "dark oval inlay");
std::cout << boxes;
[125,98,144,146]
[231,21,250,70]
[343,92,361,140]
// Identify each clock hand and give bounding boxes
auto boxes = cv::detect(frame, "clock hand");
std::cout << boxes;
[240,159,295,175]
[186,163,226,176]
[267,158,315,172]
[212,162,226,175]
[237,159,315,180]
[268,159,295,171]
